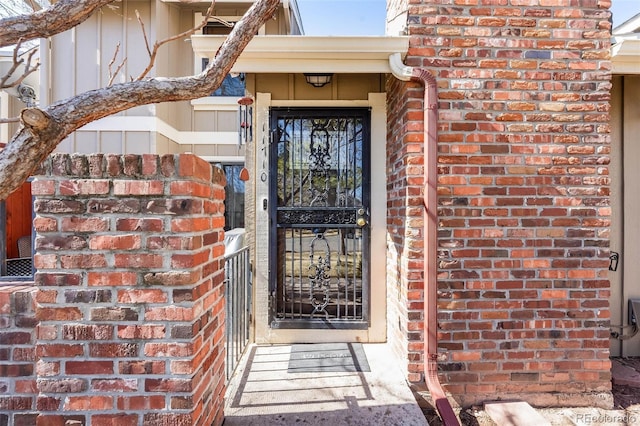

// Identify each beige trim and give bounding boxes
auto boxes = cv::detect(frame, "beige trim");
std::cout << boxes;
[621,76,640,356]
[79,116,238,145]
[612,39,640,75]
[191,35,410,73]
[191,97,241,111]
[0,91,9,143]
[270,99,370,107]
[198,156,244,163]
[252,92,388,345]
[610,76,623,356]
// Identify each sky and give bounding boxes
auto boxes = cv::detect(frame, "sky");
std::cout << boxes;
[611,0,640,29]
[0,0,636,34]
[297,0,386,35]
[297,0,640,35]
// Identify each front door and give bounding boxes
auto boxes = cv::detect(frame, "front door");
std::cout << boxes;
[269,108,371,329]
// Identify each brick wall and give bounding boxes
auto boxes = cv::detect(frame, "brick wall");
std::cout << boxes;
[0,285,37,426]
[386,75,426,381]
[387,0,613,407]
[26,153,227,425]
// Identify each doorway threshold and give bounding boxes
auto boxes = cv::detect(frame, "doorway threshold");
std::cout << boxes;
[224,343,428,425]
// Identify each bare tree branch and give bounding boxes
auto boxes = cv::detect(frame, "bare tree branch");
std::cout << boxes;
[0,0,280,200]
[107,42,126,87]
[0,40,40,90]
[0,117,20,124]
[24,0,42,12]
[136,10,153,58]
[0,0,116,48]
[210,17,234,28]
[135,3,216,81]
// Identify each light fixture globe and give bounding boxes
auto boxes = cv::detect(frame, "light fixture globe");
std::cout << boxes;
[304,73,333,88]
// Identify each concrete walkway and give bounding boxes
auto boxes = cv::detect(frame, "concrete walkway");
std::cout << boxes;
[224,343,428,425]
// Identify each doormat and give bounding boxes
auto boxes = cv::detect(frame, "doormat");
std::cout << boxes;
[288,343,370,373]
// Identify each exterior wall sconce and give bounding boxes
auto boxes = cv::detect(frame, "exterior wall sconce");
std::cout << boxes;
[238,96,253,145]
[304,73,333,87]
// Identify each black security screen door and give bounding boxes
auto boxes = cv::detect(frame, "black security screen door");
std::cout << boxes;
[269,108,371,329]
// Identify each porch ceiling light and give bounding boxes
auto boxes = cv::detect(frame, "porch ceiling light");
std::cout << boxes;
[304,73,333,87]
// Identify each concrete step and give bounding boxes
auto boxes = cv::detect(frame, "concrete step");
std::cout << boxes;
[484,401,551,426]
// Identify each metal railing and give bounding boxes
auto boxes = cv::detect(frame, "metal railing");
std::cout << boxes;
[224,245,252,381]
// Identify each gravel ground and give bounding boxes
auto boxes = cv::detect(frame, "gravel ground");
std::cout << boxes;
[413,389,640,426]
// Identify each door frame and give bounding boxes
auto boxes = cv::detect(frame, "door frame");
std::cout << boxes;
[252,93,388,344]
[610,75,640,357]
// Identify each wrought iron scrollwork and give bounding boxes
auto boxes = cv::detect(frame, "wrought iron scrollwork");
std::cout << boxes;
[309,125,331,171]
[308,124,331,206]
[270,109,370,327]
[308,233,332,319]
[277,209,357,225]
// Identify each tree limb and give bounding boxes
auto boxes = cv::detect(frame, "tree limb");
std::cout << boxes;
[0,40,40,90]
[135,2,216,81]
[107,42,125,87]
[0,0,115,48]
[0,0,280,200]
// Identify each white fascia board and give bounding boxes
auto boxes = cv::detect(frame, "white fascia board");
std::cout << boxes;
[78,116,238,145]
[228,59,396,73]
[191,35,410,73]
[613,13,640,35]
[612,39,640,75]
[284,0,305,35]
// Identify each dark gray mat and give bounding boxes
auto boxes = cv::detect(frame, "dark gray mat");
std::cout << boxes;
[288,343,371,373]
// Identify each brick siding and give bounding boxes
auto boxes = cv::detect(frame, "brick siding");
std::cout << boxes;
[0,153,227,425]
[0,285,37,426]
[386,0,613,407]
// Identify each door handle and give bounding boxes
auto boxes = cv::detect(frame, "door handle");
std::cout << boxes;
[356,208,368,227]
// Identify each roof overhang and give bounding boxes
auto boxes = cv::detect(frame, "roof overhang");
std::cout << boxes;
[191,35,410,74]
[612,38,640,75]
[612,12,640,35]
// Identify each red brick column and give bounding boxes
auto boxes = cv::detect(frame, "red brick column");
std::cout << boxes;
[0,285,37,425]
[386,75,427,381]
[387,0,613,408]
[32,153,226,425]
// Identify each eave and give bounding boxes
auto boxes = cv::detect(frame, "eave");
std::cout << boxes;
[191,35,410,74]
[612,38,640,75]
[612,12,640,36]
